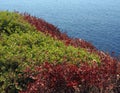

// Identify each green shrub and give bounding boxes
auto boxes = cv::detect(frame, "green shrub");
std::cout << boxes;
[0,11,34,35]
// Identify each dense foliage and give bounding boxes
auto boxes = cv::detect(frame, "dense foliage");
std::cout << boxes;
[0,11,34,35]
[20,60,119,93]
[0,11,119,93]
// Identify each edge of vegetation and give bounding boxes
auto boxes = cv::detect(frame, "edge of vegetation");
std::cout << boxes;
[0,11,119,93]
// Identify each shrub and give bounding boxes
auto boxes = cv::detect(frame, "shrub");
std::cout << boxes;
[0,11,34,35]
[20,59,118,93]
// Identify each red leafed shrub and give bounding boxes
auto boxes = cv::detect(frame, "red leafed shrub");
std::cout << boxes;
[19,59,119,93]
[23,14,96,50]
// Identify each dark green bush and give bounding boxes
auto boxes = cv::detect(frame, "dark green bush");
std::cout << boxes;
[0,11,34,35]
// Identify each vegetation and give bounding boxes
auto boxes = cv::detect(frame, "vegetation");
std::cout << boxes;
[0,11,119,93]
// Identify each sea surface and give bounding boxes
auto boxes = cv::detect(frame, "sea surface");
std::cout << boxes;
[0,0,120,56]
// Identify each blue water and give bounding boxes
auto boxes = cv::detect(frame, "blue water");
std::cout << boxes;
[0,0,120,56]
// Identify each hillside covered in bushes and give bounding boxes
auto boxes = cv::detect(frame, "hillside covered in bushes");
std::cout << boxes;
[0,11,120,93]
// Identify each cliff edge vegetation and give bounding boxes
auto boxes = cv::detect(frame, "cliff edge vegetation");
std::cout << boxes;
[0,11,119,93]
